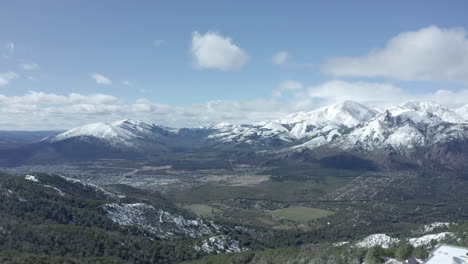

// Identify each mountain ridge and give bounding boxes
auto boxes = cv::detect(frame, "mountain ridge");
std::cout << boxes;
[4,100,468,169]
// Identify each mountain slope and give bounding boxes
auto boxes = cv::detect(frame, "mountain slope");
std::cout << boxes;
[289,102,468,169]
[0,173,197,263]
[49,119,177,148]
[3,101,468,169]
[207,101,379,146]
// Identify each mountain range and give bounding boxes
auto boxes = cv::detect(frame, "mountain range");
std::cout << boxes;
[3,100,468,170]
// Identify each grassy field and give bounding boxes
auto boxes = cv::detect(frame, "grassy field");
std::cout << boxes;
[166,162,361,203]
[182,204,221,217]
[167,178,349,203]
[269,206,335,223]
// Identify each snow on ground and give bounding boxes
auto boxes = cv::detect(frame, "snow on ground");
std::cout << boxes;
[103,203,218,238]
[332,241,350,247]
[424,244,468,264]
[409,232,454,247]
[355,234,400,248]
[25,175,39,182]
[43,185,65,196]
[60,175,120,198]
[420,222,451,234]
[383,258,404,264]
[194,235,246,254]
[355,231,455,249]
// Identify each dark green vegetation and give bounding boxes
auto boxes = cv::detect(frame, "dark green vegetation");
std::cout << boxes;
[0,173,208,264]
[185,222,468,264]
[1,147,468,263]
[269,206,335,224]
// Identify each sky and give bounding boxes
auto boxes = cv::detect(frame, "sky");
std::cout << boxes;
[1,0,468,130]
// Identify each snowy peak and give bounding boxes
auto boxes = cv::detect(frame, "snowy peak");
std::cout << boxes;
[46,101,468,152]
[111,119,151,128]
[294,101,468,152]
[279,100,379,127]
[207,122,293,146]
[52,122,124,142]
[456,104,468,121]
[49,119,177,147]
[390,101,465,124]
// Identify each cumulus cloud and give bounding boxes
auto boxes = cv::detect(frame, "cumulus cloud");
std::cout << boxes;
[0,72,19,86]
[19,63,40,71]
[306,80,406,106]
[272,51,289,65]
[0,91,119,105]
[272,90,282,97]
[191,31,249,71]
[90,73,112,85]
[5,81,468,130]
[279,80,303,91]
[322,26,468,84]
[302,80,468,109]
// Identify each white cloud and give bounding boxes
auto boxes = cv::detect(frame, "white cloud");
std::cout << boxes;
[279,80,303,91]
[303,80,468,109]
[191,31,249,71]
[306,80,406,105]
[272,51,289,65]
[5,81,468,130]
[19,63,40,71]
[136,98,151,104]
[272,90,282,97]
[90,73,112,85]
[0,72,19,86]
[322,26,468,84]
[0,91,119,105]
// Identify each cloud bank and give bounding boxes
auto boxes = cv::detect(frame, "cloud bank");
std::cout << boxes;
[322,26,468,84]
[3,80,468,130]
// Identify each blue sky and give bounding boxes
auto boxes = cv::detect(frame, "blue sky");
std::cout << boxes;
[1,0,468,129]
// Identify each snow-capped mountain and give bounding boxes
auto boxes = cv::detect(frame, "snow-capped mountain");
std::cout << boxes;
[389,101,465,124]
[16,100,468,168]
[206,122,294,146]
[47,101,468,152]
[278,100,378,128]
[48,119,178,148]
[456,104,468,121]
[206,101,379,146]
[294,101,468,153]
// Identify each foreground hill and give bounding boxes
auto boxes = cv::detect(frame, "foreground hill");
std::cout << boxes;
[0,172,253,264]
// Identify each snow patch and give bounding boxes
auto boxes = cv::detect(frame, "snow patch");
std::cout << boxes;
[43,185,65,196]
[355,234,400,248]
[332,241,350,247]
[25,175,39,182]
[195,235,247,254]
[103,203,218,238]
[420,222,451,234]
[409,232,454,247]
